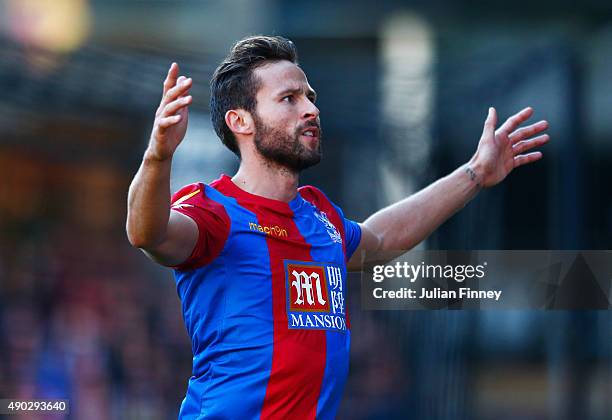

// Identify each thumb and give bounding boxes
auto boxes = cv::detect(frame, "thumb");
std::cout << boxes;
[484,107,497,130]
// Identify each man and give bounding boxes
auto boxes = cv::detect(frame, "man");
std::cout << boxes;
[126,35,549,419]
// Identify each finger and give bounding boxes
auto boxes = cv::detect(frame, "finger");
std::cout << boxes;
[509,120,549,144]
[157,76,190,116]
[514,151,543,168]
[162,62,179,97]
[177,76,191,98]
[164,77,192,104]
[513,134,550,155]
[158,115,182,129]
[498,107,534,136]
[165,77,191,99]
[162,95,193,117]
[484,107,497,130]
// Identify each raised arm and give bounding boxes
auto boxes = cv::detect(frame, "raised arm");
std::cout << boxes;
[126,63,197,266]
[347,106,549,270]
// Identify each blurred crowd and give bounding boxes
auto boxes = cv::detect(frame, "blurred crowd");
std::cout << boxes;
[0,154,191,419]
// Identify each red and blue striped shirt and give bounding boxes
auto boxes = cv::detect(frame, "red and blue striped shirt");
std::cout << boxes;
[170,174,361,419]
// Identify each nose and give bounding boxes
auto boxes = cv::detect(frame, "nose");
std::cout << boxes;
[302,99,320,121]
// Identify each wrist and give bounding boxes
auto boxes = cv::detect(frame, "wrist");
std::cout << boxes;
[464,157,484,190]
[143,148,173,165]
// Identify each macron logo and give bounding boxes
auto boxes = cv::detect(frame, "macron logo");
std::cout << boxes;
[249,222,288,238]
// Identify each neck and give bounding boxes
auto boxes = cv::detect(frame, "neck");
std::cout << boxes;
[232,155,299,203]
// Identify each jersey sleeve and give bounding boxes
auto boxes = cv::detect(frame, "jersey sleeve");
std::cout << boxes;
[170,183,231,271]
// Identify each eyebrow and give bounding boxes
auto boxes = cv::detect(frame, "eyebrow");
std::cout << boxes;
[277,87,317,101]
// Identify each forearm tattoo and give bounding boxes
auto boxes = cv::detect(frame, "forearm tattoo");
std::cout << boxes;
[465,165,480,187]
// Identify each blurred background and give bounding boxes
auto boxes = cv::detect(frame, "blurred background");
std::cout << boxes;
[0,0,611,419]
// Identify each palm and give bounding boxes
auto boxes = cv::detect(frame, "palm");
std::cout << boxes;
[473,107,549,188]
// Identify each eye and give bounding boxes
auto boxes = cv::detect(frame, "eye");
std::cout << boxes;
[282,95,293,103]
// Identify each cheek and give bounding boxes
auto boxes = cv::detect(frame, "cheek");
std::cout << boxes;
[267,113,294,131]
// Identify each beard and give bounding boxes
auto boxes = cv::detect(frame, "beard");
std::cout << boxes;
[253,113,322,173]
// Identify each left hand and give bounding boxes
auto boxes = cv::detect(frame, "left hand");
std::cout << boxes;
[469,107,549,188]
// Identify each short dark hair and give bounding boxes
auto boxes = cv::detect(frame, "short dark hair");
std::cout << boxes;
[210,35,298,156]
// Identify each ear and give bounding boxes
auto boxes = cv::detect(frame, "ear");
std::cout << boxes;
[225,109,254,137]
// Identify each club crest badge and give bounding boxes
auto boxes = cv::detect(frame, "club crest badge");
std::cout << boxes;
[314,210,342,244]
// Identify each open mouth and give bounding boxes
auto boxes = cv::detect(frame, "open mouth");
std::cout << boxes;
[301,127,320,139]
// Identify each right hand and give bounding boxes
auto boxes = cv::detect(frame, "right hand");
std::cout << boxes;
[146,62,193,161]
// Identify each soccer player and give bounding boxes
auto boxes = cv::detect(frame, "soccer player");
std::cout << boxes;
[126,36,549,419]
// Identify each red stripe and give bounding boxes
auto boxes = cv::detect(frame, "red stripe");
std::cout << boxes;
[230,195,326,419]
[298,186,351,329]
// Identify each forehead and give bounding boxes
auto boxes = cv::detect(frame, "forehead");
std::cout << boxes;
[253,60,313,95]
